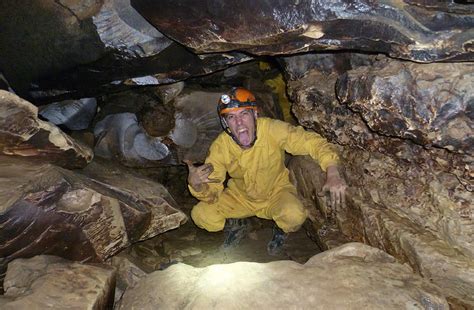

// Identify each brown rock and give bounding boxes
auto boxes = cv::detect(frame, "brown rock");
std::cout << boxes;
[132,0,473,63]
[0,156,186,290]
[119,242,448,309]
[0,255,115,309]
[337,60,473,155]
[107,255,147,307]
[286,54,473,308]
[0,90,93,168]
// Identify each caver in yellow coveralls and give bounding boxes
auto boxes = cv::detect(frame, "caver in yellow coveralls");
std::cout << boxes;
[189,117,339,233]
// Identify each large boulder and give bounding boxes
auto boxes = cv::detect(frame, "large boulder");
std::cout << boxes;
[336,60,473,155]
[119,243,448,309]
[0,156,186,290]
[0,90,93,169]
[0,255,115,309]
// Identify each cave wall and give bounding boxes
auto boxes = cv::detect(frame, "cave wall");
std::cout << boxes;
[285,53,473,308]
[0,0,472,308]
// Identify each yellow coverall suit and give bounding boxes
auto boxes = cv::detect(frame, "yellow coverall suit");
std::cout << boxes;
[189,117,339,233]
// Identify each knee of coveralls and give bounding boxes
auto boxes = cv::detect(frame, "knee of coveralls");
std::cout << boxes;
[190,201,226,232]
[190,190,255,232]
[267,190,308,233]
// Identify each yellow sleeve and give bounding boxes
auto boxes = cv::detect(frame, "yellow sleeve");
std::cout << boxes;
[187,136,227,203]
[268,119,339,171]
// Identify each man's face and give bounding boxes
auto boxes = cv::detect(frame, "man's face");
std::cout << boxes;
[225,108,257,148]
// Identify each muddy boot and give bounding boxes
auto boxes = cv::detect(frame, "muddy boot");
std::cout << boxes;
[222,218,249,249]
[267,225,288,256]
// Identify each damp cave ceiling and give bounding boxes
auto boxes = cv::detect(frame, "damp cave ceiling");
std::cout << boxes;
[0,0,472,103]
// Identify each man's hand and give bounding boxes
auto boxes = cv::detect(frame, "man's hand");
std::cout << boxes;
[320,165,347,209]
[184,160,220,192]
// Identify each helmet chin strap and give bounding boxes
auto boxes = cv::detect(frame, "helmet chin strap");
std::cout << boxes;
[223,114,258,148]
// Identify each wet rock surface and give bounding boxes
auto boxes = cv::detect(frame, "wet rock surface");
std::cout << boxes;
[0,90,93,169]
[0,255,115,310]
[119,242,448,310]
[0,156,186,291]
[0,0,251,102]
[132,0,473,62]
[286,53,473,308]
[337,60,473,155]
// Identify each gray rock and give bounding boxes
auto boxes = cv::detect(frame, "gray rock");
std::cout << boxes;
[94,112,172,166]
[39,97,97,130]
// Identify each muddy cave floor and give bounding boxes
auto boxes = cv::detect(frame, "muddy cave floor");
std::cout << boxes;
[122,199,322,273]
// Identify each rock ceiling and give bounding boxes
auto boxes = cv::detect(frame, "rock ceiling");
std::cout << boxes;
[0,0,472,308]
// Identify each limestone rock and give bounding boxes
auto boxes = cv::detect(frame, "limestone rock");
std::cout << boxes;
[0,156,186,290]
[107,255,147,307]
[132,0,473,63]
[0,0,251,101]
[38,97,97,131]
[119,242,448,309]
[288,156,353,251]
[286,53,473,308]
[337,60,473,155]
[154,81,185,105]
[0,90,93,169]
[169,90,223,163]
[0,255,115,310]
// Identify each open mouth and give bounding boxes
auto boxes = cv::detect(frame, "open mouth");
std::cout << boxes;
[236,128,252,146]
